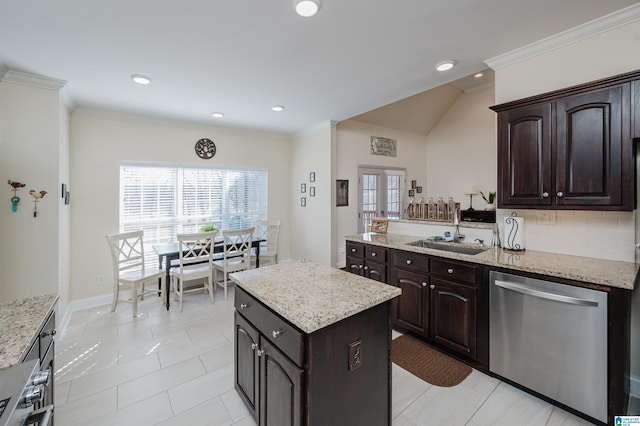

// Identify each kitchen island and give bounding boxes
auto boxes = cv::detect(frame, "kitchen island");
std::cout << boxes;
[230,261,401,426]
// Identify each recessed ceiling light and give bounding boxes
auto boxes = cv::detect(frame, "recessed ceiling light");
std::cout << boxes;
[212,112,224,118]
[294,0,320,17]
[435,61,456,72]
[474,72,484,78]
[131,74,152,85]
[272,105,285,112]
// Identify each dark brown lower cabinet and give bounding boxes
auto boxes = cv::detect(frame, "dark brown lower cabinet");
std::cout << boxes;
[429,278,477,358]
[234,286,392,426]
[390,268,429,337]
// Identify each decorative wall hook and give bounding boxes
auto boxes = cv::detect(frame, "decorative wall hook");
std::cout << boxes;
[29,190,47,217]
[8,180,26,212]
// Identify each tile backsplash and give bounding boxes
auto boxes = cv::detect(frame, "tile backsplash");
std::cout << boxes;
[389,209,636,263]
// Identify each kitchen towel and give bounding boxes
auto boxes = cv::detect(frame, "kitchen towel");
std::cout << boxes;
[504,214,525,251]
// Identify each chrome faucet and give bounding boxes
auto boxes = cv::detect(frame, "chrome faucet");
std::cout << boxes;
[453,207,464,242]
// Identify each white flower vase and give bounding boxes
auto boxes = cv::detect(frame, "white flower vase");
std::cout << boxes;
[485,203,495,211]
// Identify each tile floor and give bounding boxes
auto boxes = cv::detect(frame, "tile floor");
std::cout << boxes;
[54,286,634,425]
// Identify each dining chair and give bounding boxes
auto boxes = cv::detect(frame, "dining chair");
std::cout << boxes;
[173,231,217,312]
[106,230,166,317]
[251,220,281,267]
[213,227,254,299]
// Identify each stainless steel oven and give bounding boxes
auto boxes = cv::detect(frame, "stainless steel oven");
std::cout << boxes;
[0,359,53,426]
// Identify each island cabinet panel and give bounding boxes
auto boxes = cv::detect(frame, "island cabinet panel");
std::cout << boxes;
[235,286,392,426]
[492,75,634,210]
[633,79,640,138]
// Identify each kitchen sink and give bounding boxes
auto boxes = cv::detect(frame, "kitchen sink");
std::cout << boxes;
[406,240,488,255]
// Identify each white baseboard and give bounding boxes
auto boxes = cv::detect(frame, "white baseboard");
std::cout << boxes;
[631,375,640,398]
[55,293,112,342]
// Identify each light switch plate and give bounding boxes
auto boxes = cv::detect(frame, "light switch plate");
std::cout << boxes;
[536,210,557,224]
[348,340,362,372]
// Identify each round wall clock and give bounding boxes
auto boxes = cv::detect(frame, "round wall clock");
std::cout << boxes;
[195,138,216,159]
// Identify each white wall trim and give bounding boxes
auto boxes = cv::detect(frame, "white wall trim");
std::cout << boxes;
[55,293,112,342]
[631,374,640,398]
[485,3,640,70]
[1,70,67,91]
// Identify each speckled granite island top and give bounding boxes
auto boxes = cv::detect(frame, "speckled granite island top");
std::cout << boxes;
[230,262,401,334]
[347,233,639,290]
[0,294,58,369]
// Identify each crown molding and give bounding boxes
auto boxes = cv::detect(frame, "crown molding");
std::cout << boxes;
[485,3,640,70]
[1,70,67,91]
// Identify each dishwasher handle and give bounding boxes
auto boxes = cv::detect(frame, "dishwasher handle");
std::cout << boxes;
[494,280,599,307]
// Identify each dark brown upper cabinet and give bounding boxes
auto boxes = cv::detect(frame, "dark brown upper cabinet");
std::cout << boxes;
[491,70,639,211]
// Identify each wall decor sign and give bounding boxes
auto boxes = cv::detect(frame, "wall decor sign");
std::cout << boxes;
[195,138,216,159]
[370,136,397,157]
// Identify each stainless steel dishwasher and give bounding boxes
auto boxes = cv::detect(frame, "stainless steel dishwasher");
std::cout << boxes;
[489,271,608,423]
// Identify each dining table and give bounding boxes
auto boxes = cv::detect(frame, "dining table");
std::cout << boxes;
[152,237,264,309]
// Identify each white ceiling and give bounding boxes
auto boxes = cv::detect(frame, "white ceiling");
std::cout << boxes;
[0,0,637,136]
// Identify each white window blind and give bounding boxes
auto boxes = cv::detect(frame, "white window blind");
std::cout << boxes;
[120,165,268,267]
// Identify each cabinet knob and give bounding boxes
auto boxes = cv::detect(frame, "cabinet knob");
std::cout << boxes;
[557,191,564,198]
[257,349,264,357]
[406,259,412,265]
[251,342,258,350]
[371,252,377,257]
[272,329,283,338]
[358,264,363,269]
[351,248,356,252]
[240,303,248,310]
[447,268,454,274]
[542,192,549,198]
[364,266,369,270]
[430,284,435,290]
[422,282,427,287]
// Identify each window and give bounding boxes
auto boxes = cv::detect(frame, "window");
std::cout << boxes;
[357,167,405,233]
[120,164,267,267]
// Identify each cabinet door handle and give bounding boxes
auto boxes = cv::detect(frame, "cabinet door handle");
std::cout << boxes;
[240,303,249,310]
[257,349,264,357]
[430,284,435,290]
[406,259,412,265]
[272,329,283,338]
[447,268,454,274]
[371,252,377,257]
[251,342,258,350]
[422,282,427,287]
[40,329,56,338]
[557,191,564,198]
[542,192,549,198]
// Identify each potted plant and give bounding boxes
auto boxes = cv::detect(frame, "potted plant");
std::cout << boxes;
[200,224,218,233]
[480,191,496,210]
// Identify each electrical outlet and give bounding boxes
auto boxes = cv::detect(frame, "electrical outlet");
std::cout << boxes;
[536,210,557,224]
[348,340,362,372]
[97,275,105,285]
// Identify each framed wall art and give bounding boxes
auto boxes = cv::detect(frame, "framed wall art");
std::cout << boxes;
[370,219,388,234]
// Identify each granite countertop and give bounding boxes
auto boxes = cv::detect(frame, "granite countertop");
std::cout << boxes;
[0,294,59,369]
[230,261,401,334]
[347,233,639,290]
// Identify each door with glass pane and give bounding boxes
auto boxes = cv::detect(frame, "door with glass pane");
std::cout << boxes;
[358,167,405,233]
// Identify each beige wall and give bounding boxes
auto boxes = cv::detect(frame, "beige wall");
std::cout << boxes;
[425,86,496,204]
[335,120,430,266]
[70,112,292,301]
[0,81,65,303]
[290,122,334,265]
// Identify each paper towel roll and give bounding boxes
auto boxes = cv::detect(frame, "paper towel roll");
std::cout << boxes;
[504,216,525,251]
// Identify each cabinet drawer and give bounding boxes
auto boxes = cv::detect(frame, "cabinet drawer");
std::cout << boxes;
[365,246,387,262]
[431,258,477,284]
[392,250,429,273]
[235,287,304,367]
[346,242,364,258]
